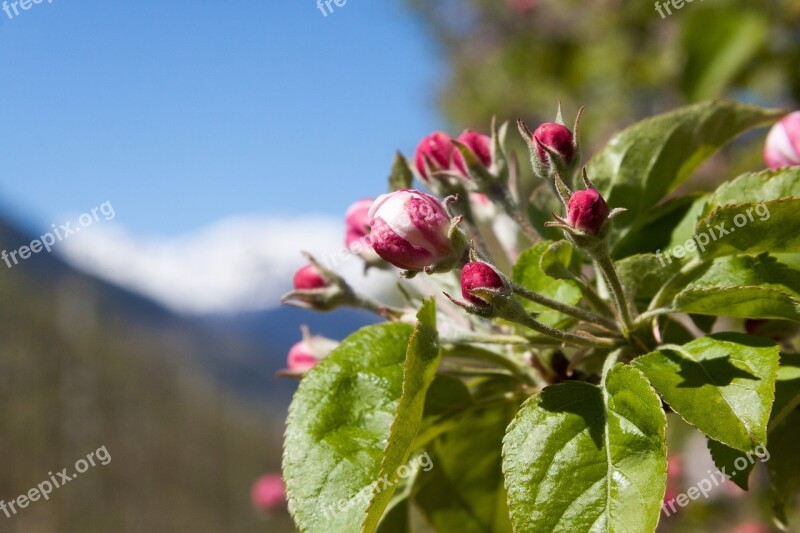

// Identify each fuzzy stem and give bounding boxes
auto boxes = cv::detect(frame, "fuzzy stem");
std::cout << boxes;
[590,245,634,337]
[514,312,619,348]
[510,282,618,331]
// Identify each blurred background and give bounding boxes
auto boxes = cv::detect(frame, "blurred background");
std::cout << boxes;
[0,0,798,531]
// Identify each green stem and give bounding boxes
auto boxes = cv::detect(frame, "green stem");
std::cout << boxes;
[632,308,675,330]
[510,282,618,331]
[515,312,620,349]
[590,246,634,337]
[441,333,534,345]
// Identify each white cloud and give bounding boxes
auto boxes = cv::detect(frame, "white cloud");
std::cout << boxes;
[57,215,396,315]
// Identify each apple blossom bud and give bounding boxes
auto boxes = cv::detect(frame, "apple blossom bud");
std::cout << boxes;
[461,262,504,307]
[414,131,456,181]
[567,188,609,235]
[287,341,319,372]
[764,111,800,169]
[344,198,383,264]
[293,264,327,290]
[534,122,575,167]
[453,130,492,177]
[369,189,465,272]
[251,474,286,511]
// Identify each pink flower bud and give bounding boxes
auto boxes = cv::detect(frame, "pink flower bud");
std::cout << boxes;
[764,111,800,169]
[368,189,457,271]
[453,130,492,177]
[287,340,319,372]
[344,198,382,263]
[461,262,504,306]
[251,474,286,511]
[567,188,609,235]
[293,264,327,291]
[533,123,575,166]
[414,131,456,181]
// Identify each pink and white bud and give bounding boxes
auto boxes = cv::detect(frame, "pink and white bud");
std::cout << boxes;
[293,264,327,291]
[461,262,504,307]
[344,198,382,263]
[453,130,492,177]
[414,131,456,181]
[567,188,609,235]
[764,111,800,169]
[533,122,575,166]
[287,340,319,373]
[251,473,286,512]
[368,189,461,272]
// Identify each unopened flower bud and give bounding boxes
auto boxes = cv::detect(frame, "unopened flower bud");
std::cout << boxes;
[764,112,800,169]
[285,331,338,374]
[287,340,319,372]
[368,189,465,273]
[461,262,504,306]
[453,130,492,177]
[534,122,575,167]
[567,188,609,235]
[251,474,286,512]
[414,131,456,182]
[293,264,327,290]
[344,198,382,264]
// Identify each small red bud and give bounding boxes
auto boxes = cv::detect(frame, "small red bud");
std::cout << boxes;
[453,130,492,177]
[533,123,574,166]
[287,340,319,372]
[567,189,609,235]
[414,131,456,181]
[293,264,327,290]
[461,262,504,306]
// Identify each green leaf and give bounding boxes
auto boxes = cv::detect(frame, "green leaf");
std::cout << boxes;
[702,167,800,217]
[633,333,779,452]
[587,99,782,227]
[768,411,800,528]
[770,353,800,431]
[616,253,684,304]
[610,193,708,259]
[502,364,667,532]
[284,322,413,531]
[284,299,440,533]
[363,299,441,532]
[710,354,800,493]
[512,242,582,324]
[539,240,581,280]
[706,439,756,491]
[416,406,515,533]
[695,198,800,259]
[389,151,414,191]
[672,254,800,322]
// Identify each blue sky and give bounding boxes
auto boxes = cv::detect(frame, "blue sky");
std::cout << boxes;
[0,0,444,236]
